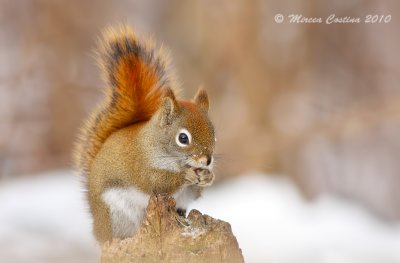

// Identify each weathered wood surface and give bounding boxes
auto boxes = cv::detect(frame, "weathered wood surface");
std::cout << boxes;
[101,194,244,263]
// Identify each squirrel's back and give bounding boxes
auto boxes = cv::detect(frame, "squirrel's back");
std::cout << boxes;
[73,25,178,177]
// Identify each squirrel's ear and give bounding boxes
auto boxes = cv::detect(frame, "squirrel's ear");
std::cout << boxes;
[194,87,209,112]
[159,87,178,127]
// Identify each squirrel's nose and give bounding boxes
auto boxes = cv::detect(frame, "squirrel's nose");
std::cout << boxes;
[206,156,212,166]
[198,155,212,167]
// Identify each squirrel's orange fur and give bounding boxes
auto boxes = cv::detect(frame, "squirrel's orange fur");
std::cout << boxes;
[73,25,215,243]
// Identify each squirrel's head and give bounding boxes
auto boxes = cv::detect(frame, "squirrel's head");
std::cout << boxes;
[148,87,215,172]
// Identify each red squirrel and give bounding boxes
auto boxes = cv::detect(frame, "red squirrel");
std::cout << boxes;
[73,25,216,243]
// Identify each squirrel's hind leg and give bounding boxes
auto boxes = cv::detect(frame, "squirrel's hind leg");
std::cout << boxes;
[88,194,113,243]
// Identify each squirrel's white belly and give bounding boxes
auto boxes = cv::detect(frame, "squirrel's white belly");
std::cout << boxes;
[102,187,149,239]
[102,185,197,239]
[173,185,199,211]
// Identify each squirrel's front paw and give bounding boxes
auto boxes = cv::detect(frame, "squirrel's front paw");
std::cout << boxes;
[184,168,214,187]
[184,168,199,185]
[195,168,214,187]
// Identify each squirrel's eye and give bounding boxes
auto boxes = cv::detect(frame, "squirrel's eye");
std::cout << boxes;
[179,133,189,144]
[176,128,191,147]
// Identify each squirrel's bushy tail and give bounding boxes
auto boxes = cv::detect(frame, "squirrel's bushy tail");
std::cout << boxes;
[74,25,177,176]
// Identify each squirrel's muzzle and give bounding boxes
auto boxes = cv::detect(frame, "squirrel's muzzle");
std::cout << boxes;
[196,155,213,167]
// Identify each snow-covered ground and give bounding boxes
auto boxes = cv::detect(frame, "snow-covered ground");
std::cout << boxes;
[0,170,399,263]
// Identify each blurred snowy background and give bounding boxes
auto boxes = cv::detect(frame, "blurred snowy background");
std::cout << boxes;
[1,171,400,263]
[1,0,400,262]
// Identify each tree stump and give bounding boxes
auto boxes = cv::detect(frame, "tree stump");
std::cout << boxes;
[101,194,244,263]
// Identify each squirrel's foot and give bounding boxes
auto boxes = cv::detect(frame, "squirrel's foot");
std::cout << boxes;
[176,208,186,217]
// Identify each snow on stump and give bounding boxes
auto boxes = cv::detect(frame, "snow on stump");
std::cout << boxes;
[101,194,244,263]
